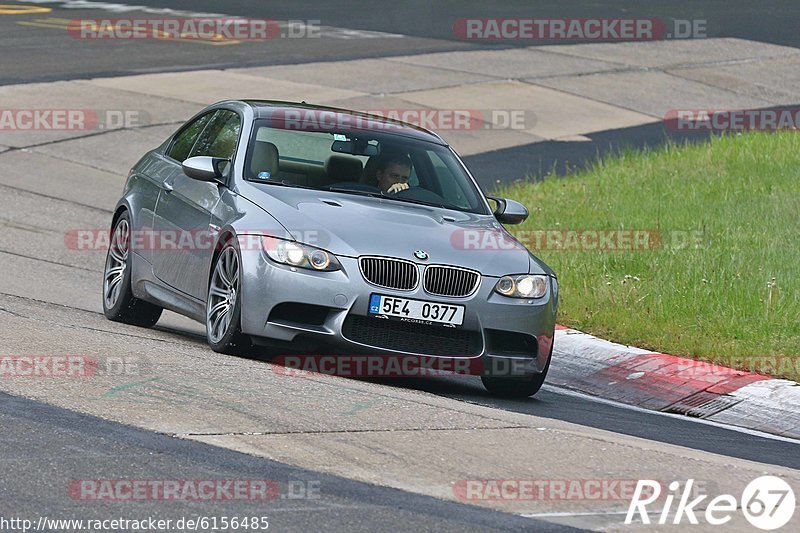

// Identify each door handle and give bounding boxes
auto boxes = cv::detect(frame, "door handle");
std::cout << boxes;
[162,179,174,192]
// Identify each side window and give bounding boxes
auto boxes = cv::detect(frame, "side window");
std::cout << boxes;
[190,110,242,160]
[167,113,213,162]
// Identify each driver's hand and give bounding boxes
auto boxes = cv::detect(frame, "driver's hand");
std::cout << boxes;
[386,182,410,194]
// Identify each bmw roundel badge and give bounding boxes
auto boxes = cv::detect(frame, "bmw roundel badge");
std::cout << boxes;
[414,250,429,260]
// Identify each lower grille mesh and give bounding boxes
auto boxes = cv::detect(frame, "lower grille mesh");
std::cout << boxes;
[342,315,481,356]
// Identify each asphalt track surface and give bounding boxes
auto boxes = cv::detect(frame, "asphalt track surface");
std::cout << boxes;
[1,0,799,85]
[1,2,799,532]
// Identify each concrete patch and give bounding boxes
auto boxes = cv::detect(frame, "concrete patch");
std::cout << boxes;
[88,70,366,106]
[0,252,103,312]
[321,93,438,116]
[399,80,654,140]
[0,186,111,304]
[436,127,546,157]
[540,37,800,69]
[232,58,495,94]
[0,295,513,436]
[0,149,122,211]
[0,81,201,148]
[189,427,799,518]
[668,55,800,105]
[32,123,178,177]
[391,47,623,79]
[532,70,774,118]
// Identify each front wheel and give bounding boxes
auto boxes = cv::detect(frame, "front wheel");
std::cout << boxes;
[481,353,551,398]
[102,212,162,327]
[206,240,250,354]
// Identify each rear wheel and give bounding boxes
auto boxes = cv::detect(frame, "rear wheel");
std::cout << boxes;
[102,212,162,327]
[206,239,251,354]
[481,352,551,398]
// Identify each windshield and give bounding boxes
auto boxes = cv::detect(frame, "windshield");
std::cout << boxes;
[244,118,490,214]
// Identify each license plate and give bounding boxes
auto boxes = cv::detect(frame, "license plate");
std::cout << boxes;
[368,294,465,327]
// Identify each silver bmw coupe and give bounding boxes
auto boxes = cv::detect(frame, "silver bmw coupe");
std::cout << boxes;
[102,100,558,397]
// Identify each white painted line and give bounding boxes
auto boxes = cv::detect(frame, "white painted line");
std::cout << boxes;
[543,384,800,445]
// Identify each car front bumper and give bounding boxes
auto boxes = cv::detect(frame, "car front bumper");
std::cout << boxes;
[238,247,557,375]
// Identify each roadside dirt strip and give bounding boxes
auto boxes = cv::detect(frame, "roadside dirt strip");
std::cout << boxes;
[550,327,800,439]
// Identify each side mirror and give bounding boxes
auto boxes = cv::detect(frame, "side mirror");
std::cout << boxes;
[489,196,528,224]
[182,156,229,182]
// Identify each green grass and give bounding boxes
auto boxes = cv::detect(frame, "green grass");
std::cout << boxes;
[496,132,800,380]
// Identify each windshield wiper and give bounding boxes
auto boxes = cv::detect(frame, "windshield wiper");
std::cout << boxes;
[325,187,384,198]
[249,179,316,190]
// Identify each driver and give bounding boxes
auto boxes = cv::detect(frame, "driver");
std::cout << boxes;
[373,151,412,194]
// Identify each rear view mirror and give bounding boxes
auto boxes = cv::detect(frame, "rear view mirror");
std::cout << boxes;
[331,139,379,157]
[182,156,229,182]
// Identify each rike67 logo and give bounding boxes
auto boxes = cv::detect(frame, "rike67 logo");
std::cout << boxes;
[626,477,795,529]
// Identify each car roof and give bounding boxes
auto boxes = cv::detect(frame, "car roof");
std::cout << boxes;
[239,99,448,145]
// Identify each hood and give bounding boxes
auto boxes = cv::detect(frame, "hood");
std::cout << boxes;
[240,184,535,277]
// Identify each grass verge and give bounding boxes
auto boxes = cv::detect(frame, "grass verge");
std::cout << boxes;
[496,132,800,380]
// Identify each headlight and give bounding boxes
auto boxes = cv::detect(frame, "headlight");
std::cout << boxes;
[494,274,548,299]
[262,237,341,271]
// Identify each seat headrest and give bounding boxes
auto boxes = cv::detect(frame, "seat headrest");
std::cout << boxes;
[251,140,279,178]
[325,155,363,183]
[360,155,379,185]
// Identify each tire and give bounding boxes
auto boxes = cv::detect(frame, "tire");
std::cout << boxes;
[206,238,251,354]
[481,351,551,398]
[102,212,162,327]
